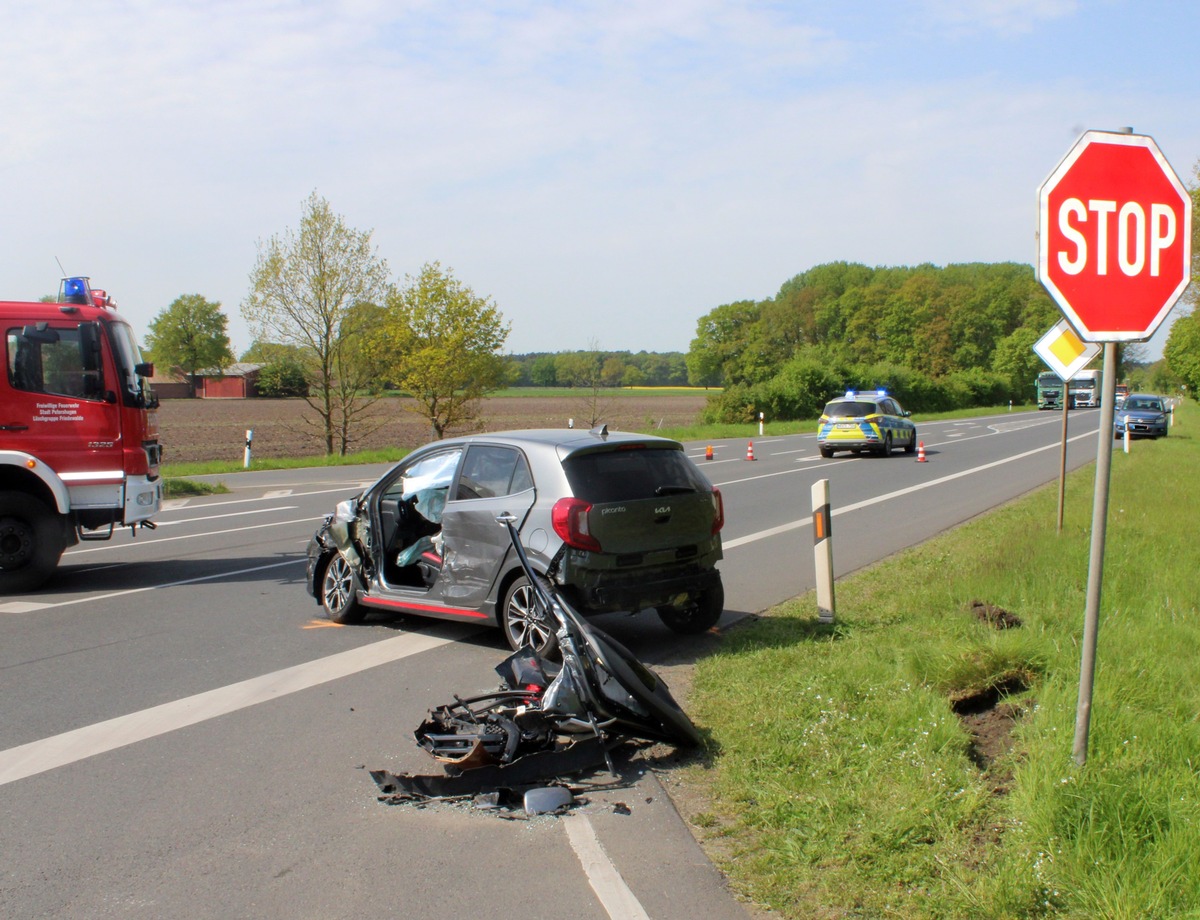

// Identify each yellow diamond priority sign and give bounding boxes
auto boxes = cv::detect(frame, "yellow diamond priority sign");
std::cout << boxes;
[1033,319,1101,381]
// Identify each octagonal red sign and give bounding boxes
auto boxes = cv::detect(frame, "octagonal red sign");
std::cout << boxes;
[1038,131,1192,341]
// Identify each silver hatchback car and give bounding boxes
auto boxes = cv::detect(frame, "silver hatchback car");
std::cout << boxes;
[305,426,725,653]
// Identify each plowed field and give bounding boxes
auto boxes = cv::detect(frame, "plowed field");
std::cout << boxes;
[156,393,710,464]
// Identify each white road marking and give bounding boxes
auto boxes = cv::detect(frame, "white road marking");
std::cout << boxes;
[0,600,51,614]
[722,428,1096,550]
[64,517,320,556]
[152,506,298,526]
[0,627,469,787]
[21,559,306,607]
[564,814,652,920]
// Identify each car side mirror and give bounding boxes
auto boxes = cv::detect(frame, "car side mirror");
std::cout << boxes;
[334,499,358,524]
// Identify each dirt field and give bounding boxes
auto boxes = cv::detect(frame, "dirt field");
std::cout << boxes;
[155,393,710,464]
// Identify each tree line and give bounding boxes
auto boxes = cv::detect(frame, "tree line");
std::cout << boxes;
[687,260,1148,422]
[507,350,688,388]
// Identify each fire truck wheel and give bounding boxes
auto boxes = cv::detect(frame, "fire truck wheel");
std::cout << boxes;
[0,492,65,593]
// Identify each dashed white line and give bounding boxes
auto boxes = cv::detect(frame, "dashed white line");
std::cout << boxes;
[564,814,653,920]
[0,627,469,786]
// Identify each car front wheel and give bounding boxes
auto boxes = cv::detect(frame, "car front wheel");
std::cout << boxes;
[321,554,365,624]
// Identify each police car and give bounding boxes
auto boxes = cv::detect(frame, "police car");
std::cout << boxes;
[817,390,917,458]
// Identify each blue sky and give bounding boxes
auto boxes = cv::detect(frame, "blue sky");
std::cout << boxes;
[2,1,1195,359]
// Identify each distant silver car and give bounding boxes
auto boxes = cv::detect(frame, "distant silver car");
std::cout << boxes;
[305,427,725,653]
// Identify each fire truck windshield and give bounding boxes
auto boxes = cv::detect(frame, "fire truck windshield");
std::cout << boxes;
[109,321,155,407]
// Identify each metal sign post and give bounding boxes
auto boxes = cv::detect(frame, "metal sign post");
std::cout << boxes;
[1033,320,1100,534]
[1072,345,1117,765]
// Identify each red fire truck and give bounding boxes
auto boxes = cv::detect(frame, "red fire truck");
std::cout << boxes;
[1,277,162,592]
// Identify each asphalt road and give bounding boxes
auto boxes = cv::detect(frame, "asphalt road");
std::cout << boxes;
[0,408,1103,919]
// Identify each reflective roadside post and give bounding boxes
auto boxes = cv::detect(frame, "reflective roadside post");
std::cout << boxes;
[244,429,253,469]
[812,479,835,624]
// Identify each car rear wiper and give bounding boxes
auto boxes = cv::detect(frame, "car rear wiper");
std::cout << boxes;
[655,485,696,496]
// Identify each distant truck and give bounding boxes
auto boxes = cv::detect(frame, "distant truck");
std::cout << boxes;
[1036,372,1068,410]
[0,277,162,592]
[1068,368,1103,408]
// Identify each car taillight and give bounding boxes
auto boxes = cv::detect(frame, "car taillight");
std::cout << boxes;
[711,488,725,534]
[552,497,602,551]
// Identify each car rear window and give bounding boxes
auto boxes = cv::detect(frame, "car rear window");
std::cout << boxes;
[562,447,710,503]
[824,401,877,419]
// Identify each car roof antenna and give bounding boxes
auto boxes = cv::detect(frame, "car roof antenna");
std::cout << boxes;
[590,424,609,439]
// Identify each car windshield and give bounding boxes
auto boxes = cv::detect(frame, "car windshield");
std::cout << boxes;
[1125,398,1162,411]
[824,401,877,419]
[563,447,709,503]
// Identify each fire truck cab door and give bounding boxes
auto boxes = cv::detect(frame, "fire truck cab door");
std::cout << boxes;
[4,321,122,472]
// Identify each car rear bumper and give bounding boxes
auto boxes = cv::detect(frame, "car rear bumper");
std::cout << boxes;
[567,564,723,614]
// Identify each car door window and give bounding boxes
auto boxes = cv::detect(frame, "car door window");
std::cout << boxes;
[455,446,532,500]
[384,449,462,521]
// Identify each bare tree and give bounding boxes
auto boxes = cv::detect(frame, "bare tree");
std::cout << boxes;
[242,192,392,454]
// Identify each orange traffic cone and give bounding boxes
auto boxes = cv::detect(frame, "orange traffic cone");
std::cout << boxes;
[745,440,756,461]
[705,445,714,460]
[916,441,927,463]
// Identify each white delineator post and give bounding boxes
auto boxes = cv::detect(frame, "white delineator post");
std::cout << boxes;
[812,479,835,624]
[244,429,253,469]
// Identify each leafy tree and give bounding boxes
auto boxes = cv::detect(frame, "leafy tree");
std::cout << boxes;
[1185,161,1200,311]
[555,350,602,388]
[255,358,309,398]
[242,191,391,454]
[528,354,558,386]
[991,326,1043,399]
[144,294,234,393]
[687,300,760,387]
[1164,310,1200,396]
[369,262,510,439]
[240,341,307,364]
[601,355,626,387]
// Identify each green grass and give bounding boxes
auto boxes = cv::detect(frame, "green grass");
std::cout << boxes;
[686,401,1200,919]
[161,447,410,480]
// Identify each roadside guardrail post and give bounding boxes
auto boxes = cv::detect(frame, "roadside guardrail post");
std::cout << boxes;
[812,479,835,624]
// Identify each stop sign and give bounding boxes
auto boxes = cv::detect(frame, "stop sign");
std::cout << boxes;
[1038,130,1192,341]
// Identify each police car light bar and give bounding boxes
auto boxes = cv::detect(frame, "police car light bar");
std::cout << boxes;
[844,389,888,399]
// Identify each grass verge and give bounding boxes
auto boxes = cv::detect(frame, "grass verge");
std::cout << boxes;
[685,401,1199,919]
